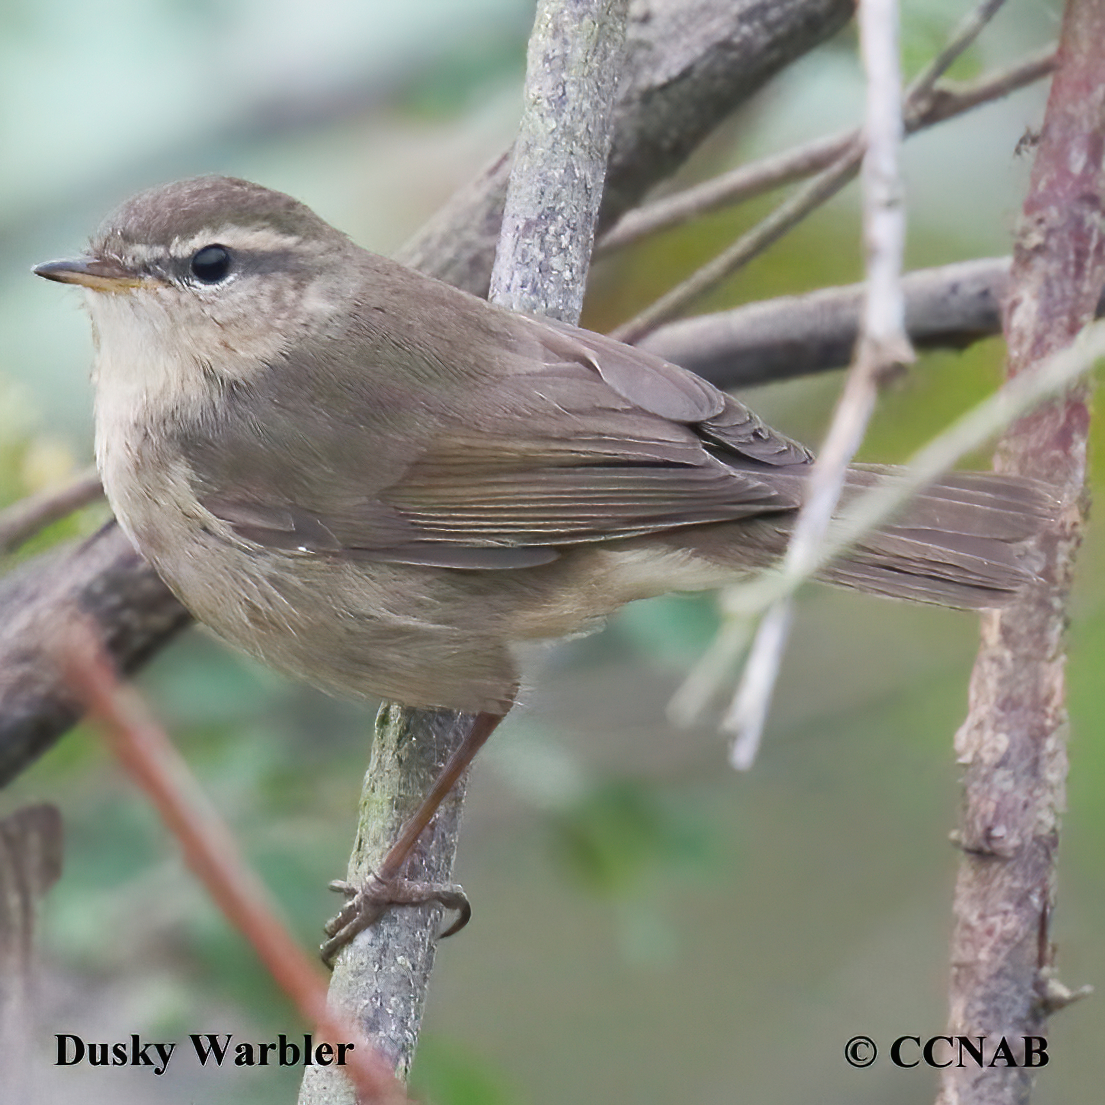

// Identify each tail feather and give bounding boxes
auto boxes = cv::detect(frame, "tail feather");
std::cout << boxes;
[819,467,1058,609]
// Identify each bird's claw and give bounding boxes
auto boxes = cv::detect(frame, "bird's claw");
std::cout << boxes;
[320,872,471,967]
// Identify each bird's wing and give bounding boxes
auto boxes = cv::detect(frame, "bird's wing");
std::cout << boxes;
[197,315,813,570]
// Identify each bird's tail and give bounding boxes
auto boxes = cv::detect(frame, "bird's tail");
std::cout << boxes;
[814,466,1058,608]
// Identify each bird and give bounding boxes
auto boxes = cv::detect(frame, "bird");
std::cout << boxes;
[35,175,1055,954]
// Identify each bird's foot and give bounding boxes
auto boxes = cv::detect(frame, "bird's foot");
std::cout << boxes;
[320,872,471,967]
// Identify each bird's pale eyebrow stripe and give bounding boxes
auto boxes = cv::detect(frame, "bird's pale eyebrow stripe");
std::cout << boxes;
[166,227,304,258]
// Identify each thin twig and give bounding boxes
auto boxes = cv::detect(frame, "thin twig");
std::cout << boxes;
[610,146,862,345]
[611,0,1030,344]
[599,43,1054,254]
[58,619,407,1105]
[905,0,1008,105]
[597,132,855,253]
[0,467,103,555]
[910,43,1055,126]
[726,0,912,768]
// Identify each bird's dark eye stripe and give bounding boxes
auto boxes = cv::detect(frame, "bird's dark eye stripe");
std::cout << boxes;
[190,245,232,283]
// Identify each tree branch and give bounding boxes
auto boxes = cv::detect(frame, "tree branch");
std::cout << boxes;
[0,467,102,555]
[0,525,192,788]
[612,0,1020,344]
[301,3,629,1099]
[639,255,1017,387]
[598,41,1054,254]
[939,0,1105,1100]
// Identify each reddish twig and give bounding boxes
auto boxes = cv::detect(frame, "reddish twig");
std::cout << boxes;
[57,618,408,1105]
[938,1,1105,1102]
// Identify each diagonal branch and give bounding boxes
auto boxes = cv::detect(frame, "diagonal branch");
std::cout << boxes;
[59,621,408,1105]
[0,467,102,555]
[598,43,1054,255]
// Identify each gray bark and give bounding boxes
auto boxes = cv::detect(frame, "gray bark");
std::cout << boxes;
[937,1,1105,1100]
[301,1,630,1097]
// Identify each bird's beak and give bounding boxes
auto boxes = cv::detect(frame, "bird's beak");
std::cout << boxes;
[33,256,153,293]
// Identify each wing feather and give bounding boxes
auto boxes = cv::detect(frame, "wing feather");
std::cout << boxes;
[189,306,812,569]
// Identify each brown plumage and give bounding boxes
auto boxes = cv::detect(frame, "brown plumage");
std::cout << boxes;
[36,177,1056,715]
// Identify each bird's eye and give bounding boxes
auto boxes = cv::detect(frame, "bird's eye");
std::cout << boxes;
[190,245,232,284]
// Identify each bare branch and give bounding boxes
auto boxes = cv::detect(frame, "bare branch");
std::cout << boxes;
[727,0,912,769]
[611,145,861,344]
[912,44,1055,125]
[0,467,103,555]
[489,0,628,321]
[640,255,1015,387]
[599,42,1053,255]
[939,0,1105,1097]
[598,132,856,253]
[611,0,1034,344]
[905,0,1009,106]
[0,525,191,787]
[304,4,629,1099]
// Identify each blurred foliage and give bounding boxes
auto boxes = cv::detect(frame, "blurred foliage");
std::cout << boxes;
[396,29,527,119]
[550,778,720,897]
[0,375,109,561]
[410,1035,520,1105]
[901,2,985,83]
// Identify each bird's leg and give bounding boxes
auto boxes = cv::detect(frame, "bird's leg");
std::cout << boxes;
[321,710,505,966]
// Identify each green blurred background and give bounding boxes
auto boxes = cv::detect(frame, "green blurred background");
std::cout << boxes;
[2,1,1101,1102]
